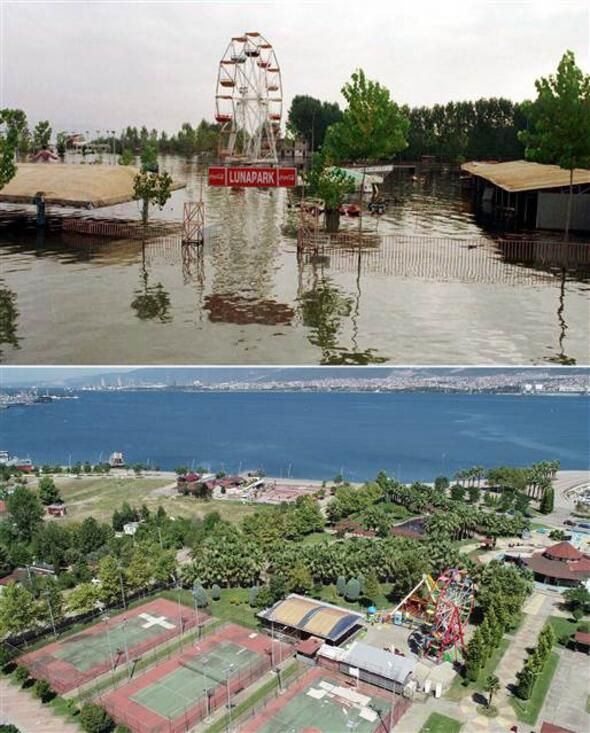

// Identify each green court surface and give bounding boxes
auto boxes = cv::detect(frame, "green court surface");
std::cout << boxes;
[54,613,177,672]
[258,678,390,733]
[131,641,259,719]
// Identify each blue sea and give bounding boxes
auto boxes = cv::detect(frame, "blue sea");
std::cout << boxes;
[1,391,588,481]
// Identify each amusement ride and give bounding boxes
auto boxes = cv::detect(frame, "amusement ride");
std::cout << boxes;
[377,568,475,662]
[215,32,283,164]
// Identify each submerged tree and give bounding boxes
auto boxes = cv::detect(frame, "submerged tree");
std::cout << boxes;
[133,170,173,225]
[519,51,590,240]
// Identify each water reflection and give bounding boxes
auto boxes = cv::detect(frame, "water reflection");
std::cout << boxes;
[1,161,589,364]
[0,280,20,359]
[130,245,173,323]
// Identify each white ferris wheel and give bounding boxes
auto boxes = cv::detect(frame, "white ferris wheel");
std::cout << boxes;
[215,32,282,164]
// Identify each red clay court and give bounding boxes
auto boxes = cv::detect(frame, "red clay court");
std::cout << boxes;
[100,622,292,733]
[241,667,410,733]
[20,598,203,694]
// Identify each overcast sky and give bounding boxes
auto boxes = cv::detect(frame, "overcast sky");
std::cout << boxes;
[1,0,588,133]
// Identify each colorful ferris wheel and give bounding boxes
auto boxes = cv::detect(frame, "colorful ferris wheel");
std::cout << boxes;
[215,32,282,164]
[424,568,474,661]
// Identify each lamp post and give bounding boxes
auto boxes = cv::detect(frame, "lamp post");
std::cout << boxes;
[224,664,235,732]
[43,589,57,637]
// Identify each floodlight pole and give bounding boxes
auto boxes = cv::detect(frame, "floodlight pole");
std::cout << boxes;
[225,664,234,732]
[103,616,116,674]
[117,564,127,609]
[122,616,131,678]
[43,589,57,637]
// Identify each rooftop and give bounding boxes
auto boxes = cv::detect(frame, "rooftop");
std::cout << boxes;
[341,641,415,684]
[259,594,364,643]
[461,160,590,193]
[0,163,184,208]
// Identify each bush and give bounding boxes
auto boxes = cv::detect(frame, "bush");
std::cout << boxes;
[80,703,114,733]
[0,725,21,733]
[14,666,29,686]
[345,578,361,601]
[336,575,346,596]
[32,678,54,703]
[577,621,590,633]
[248,585,259,607]
[573,608,584,621]
[211,584,221,601]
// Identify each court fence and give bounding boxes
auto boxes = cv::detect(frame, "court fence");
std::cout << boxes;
[98,623,294,733]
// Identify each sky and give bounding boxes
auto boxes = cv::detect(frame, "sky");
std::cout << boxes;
[1,0,588,134]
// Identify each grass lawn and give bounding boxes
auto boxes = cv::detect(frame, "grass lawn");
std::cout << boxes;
[299,532,337,546]
[586,695,590,714]
[548,616,578,645]
[55,476,266,524]
[420,712,463,733]
[162,586,260,629]
[446,637,509,701]
[509,651,560,725]
[317,582,393,613]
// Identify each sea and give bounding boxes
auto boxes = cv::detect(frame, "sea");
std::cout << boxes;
[1,390,588,481]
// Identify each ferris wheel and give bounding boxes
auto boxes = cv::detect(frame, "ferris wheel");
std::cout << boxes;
[215,32,282,164]
[424,568,474,661]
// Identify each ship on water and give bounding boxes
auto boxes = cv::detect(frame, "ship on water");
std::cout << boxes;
[0,451,34,472]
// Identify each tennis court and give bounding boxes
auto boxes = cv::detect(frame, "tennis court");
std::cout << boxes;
[20,598,201,693]
[131,641,259,718]
[244,669,403,733]
[101,622,292,733]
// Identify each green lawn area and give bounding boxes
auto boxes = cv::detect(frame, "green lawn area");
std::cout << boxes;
[55,476,266,524]
[163,586,260,629]
[586,695,590,714]
[317,582,393,613]
[299,532,337,546]
[509,651,560,725]
[446,637,509,701]
[548,616,578,645]
[420,712,463,733]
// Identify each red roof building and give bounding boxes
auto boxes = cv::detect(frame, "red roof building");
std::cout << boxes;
[540,722,578,733]
[524,541,590,587]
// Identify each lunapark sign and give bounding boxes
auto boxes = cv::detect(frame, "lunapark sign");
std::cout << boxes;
[208,166,297,188]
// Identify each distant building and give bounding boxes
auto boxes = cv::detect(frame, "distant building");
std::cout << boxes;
[31,149,59,163]
[279,137,309,161]
[47,503,67,517]
[109,452,125,468]
[523,541,590,587]
[123,521,140,536]
[318,640,416,695]
[462,160,590,232]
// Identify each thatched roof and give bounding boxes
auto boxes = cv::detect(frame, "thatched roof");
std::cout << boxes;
[461,160,590,193]
[0,163,185,208]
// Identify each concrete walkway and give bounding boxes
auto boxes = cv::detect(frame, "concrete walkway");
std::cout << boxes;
[539,646,590,733]
[0,678,80,732]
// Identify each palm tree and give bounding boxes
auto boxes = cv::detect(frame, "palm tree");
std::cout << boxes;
[484,674,500,707]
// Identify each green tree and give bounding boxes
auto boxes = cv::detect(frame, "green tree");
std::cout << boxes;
[287,95,343,151]
[211,583,221,601]
[66,582,100,614]
[133,171,173,225]
[363,570,381,604]
[540,485,554,514]
[6,486,44,542]
[79,703,114,733]
[519,51,590,240]
[324,69,409,163]
[336,575,346,596]
[125,546,152,592]
[98,556,125,607]
[345,577,361,601]
[38,476,61,505]
[288,563,313,594]
[563,585,590,615]
[0,109,27,189]
[0,583,36,636]
[193,584,208,608]
[32,120,52,152]
[484,674,500,708]
[32,679,53,703]
[14,666,29,686]
[304,152,355,232]
[119,149,135,166]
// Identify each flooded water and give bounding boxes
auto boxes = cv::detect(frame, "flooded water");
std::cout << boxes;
[1,156,589,365]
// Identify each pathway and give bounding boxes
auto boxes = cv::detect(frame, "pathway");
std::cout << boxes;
[539,646,590,733]
[0,678,80,732]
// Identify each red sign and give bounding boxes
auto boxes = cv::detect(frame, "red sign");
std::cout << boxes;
[208,166,297,188]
